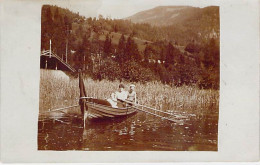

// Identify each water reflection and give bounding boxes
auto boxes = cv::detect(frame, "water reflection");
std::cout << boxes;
[38,111,218,151]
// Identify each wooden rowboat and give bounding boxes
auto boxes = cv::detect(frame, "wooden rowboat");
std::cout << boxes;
[78,71,137,120]
[83,98,137,119]
[78,70,176,123]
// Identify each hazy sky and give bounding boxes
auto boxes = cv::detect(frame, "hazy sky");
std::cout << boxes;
[50,0,220,19]
[97,0,219,19]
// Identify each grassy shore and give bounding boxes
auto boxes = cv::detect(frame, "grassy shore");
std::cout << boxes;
[39,69,219,115]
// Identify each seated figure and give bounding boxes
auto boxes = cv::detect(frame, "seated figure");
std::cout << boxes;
[126,84,137,104]
[107,84,128,108]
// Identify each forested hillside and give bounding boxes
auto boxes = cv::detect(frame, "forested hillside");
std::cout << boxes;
[127,6,219,45]
[41,5,220,89]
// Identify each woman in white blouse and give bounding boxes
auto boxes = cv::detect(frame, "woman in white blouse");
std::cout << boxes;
[107,84,128,108]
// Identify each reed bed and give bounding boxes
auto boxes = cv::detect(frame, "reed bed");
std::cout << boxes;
[39,69,219,115]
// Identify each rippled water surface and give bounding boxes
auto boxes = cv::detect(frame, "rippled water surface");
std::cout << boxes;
[38,111,218,151]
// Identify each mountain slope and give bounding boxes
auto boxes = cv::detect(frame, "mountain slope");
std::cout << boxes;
[126,6,219,43]
[126,6,192,26]
[126,6,219,27]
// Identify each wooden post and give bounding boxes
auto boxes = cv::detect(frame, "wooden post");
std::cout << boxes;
[84,110,88,128]
[79,70,88,127]
[65,25,69,63]
[45,59,48,69]
[66,39,68,63]
[98,53,101,70]
[49,39,52,58]
[83,55,85,71]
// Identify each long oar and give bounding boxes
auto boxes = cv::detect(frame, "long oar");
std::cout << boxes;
[118,99,178,122]
[133,106,178,122]
[119,99,175,116]
[40,104,79,114]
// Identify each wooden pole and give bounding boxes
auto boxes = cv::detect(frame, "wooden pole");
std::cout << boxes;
[83,55,85,71]
[66,39,68,63]
[49,39,52,58]
[45,59,48,69]
[79,70,88,127]
[66,25,69,63]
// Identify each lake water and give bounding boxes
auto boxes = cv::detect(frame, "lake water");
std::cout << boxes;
[38,110,218,151]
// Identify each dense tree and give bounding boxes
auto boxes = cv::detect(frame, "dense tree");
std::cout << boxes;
[40,5,220,89]
[165,42,175,67]
[41,5,54,50]
[160,48,166,62]
[103,34,112,58]
[185,42,201,54]
[199,38,219,89]
[93,58,122,81]
[116,34,126,63]
[143,45,153,64]
[125,36,141,62]
[122,61,156,82]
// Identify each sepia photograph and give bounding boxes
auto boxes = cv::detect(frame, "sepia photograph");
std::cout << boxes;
[38,3,220,151]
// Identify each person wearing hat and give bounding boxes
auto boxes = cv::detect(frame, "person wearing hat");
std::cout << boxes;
[126,84,137,104]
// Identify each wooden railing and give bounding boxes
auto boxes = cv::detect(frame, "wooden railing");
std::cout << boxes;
[41,50,76,72]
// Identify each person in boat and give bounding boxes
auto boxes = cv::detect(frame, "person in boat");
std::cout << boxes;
[107,84,128,108]
[126,84,137,104]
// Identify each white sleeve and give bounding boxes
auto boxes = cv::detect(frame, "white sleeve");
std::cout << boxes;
[113,92,118,100]
[123,91,128,100]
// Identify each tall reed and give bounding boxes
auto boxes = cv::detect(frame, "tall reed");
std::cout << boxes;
[39,69,219,115]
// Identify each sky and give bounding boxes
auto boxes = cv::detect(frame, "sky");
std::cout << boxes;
[49,0,220,19]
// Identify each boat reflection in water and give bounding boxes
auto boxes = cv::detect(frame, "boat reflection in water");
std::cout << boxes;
[38,110,218,151]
